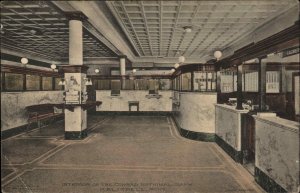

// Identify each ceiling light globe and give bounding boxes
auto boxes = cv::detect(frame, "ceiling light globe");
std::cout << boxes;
[214,51,222,59]
[132,69,137,73]
[171,68,175,73]
[94,68,100,73]
[50,64,56,70]
[174,63,180,69]
[21,57,28,65]
[29,29,37,35]
[185,28,192,33]
[178,56,185,63]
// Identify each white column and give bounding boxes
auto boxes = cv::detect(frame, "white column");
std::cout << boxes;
[120,57,126,76]
[69,20,83,65]
[120,56,126,89]
[64,16,87,139]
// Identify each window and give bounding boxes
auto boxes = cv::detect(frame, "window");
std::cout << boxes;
[220,71,234,93]
[193,72,217,92]
[54,78,64,90]
[111,80,121,95]
[176,77,180,90]
[266,71,280,93]
[95,79,110,90]
[148,79,159,94]
[159,79,171,90]
[26,74,40,90]
[181,73,192,91]
[42,77,53,90]
[194,72,206,91]
[123,79,135,90]
[244,71,258,92]
[135,79,148,90]
[5,73,23,91]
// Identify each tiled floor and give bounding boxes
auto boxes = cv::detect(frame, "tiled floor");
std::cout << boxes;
[1,115,265,193]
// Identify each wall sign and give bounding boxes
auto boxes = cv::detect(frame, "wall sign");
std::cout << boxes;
[281,46,299,58]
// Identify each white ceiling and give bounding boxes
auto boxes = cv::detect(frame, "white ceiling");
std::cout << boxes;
[107,0,297,59]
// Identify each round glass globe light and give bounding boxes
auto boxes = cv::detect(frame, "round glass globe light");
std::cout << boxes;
[214,51,222,59]
[21,57,28,64]
[132,69,137,73]
[50,64,56,69]
[171,68,175,73]
[94,68,100,73]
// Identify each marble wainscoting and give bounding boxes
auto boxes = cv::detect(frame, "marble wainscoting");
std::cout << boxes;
[254,115,299,193]
[1,91,64,132]
[172,92,217,142]
[215,104,249,163]
[95,90,172,112]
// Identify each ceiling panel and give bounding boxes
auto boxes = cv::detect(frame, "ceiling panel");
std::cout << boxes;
[0,1,117,62]
[107,0,297,59]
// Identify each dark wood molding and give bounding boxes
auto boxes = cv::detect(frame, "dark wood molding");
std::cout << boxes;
[215,22,300,68]
[90,74,172,80]
[23,74,26,91]
[1,72,6,91]
[236,64,243,110]
[1,64,61,77]
[258,59,267,111]
[64,11,88,21]
[59,65,89,73]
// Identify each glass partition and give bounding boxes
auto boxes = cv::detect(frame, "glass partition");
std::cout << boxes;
[26,74,40,91]
[54,77,64,90]
[42,77,53,90]
[135,79,149,90]
[220,71,235,93]
[5,73,23,91]
[244,71,258,92]
[181,73,191,91]
[95,79,110,90]
[159,79,171,90]
[266,71,280,93]
[123,79,135,90]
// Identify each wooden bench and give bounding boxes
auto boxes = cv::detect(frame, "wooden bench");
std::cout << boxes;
[26,104,64,129]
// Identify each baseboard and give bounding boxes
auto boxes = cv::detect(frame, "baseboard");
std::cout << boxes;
[254,167,287,193]
[171,115,215,142]
[180,128,215,142]
[1,116,64,140]
[89,111,172,116]
[215,135,243,163]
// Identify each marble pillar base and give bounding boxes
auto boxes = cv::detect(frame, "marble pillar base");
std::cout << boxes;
[64,129,88,140]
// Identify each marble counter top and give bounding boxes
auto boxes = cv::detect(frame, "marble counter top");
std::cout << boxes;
[254,115,299,133]
[215,104,249,113]
[177,91,217,95]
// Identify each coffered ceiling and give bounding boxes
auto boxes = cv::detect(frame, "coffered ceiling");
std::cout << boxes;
[0,0,298,67]
[106,0,297,59]
[0,1,117,61]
